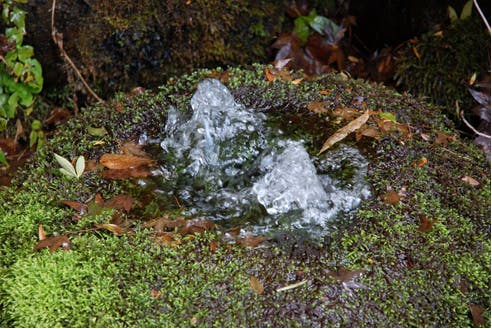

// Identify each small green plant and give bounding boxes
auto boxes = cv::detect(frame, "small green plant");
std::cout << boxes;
[448,0,473,22]
[0,0,43,162]
[54,153,85,179]
[293,9,345,44]
[29,119,44,150]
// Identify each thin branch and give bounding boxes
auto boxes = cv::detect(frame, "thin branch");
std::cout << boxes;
[50,0,104,103]
[460,110,491,138]
[473,0,491,32]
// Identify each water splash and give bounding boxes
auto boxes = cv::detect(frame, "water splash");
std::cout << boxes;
[156,79,370,237]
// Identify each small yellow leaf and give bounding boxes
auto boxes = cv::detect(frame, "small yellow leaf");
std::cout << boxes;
[318,110,370,155]
[249,276,264,295]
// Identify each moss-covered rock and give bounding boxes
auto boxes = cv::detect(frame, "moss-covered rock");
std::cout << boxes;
[0,65,489,327]
[394,16,490,121]
[23,0,285,94]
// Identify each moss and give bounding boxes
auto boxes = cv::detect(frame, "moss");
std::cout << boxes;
[394,16,490,121]
[0,65,490,327]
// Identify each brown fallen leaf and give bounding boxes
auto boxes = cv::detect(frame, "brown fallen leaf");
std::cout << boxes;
[104,194,135,213]
[99,153,154,170]
[327,268,365,289]
[153,232,182,247]
[380,189,402,205]
[356,125,380,141]
[101,166,152,179]
[34,235,71,252]
[249,276,264,295]
[461,176,480,186]
[236,233,268,247]
[119,141,148,157]
[308,101,331,114]
[179,219,216,235]
[38,224,46,241]
[418,215,438,233]
[319,110,370,154]
[60,200,88,215]
[469,304,486,327]
[95,223,127,236]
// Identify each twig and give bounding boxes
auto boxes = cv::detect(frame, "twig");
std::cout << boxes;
[473,0,491,32]
[456,100,491,139]
[50,0,104,103]
[460,110,491,138]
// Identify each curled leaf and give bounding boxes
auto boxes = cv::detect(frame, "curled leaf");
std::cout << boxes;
[319,110,370,154]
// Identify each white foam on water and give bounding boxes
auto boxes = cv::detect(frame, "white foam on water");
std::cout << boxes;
[158,79,371,237]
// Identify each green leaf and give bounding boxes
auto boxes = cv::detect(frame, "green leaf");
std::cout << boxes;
[7,92,18,117]
[75,156,85,178]
[293,16,311,43]
[17,45,33,61]
[10,6,25,30]
[87,126,108,137]
[460,0,473,19]
[0,149,8,166]
[54,153,77,178]
[379,111,397,122]
[29,130,37,148]
[5,26,23,45]
[448,6,458,22]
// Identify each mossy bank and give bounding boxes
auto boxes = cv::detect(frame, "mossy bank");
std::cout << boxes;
[0,65,490,327]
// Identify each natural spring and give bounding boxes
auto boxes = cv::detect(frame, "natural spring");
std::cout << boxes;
[152,79,371,237]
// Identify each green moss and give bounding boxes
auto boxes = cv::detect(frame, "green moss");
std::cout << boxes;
[1,65,489,327]
[394,17,490,120]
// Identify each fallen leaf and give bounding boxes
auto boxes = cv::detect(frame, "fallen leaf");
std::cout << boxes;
[356,125,380,141]
[209,241,219,253]
[60,200,88,215]
[380,189,402,205]
[153,232,182,247]
[412,46,421,59]
[99,153,154,170]
[327,268,365,289]
[101,166,152,179]
[274,58,292,69]
[418,215,437,233]
[236,233,268,247]
[104,194,135,213]
[276,280,308,292]
[331,107,359,120]
[38,224,46,241]
[307,101,331,114]
[95,223,127,236]
[34,235,71,252]
[179,219,216,235]
[120,141,148,157]
[249,276,264,295]
[319,110,370,154]
[461,176,480,186]
[420,133,431,141]
[469,304,486,327]
[433,131,456,147]
[416,157,428,167]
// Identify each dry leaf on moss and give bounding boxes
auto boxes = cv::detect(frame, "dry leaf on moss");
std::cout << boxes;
[319,110,370,154]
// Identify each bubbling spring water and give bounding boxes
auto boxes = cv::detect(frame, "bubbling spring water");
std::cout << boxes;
[156,79,371,237]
